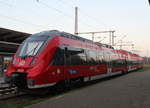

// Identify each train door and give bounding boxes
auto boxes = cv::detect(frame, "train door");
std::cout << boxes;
[53,46,77,80]
[63,46,84,79]
[63,47,69,80]
[124,58,128,70]
[107,52,112,75]
[51,47,65,81]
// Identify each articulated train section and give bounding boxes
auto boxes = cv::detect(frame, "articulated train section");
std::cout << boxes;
[4,30,143,93]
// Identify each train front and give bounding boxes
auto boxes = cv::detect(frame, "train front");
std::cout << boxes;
[5,32,54,89]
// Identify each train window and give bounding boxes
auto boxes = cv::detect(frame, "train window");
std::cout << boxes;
[103,52,109,63]
[70,54,86,65]
[65,47,85,66]
[127,61,131,65]
[97,51,104,64]
[109,52,113,62]
[65,55,72,65]
[19,41,44,57]
[17,35,49,57]
[80,55,87,64]
[86,50,95,65]
[90,50,97,64]
[116,59,121,67]
[85,50,90,64]
[52,48,64,65]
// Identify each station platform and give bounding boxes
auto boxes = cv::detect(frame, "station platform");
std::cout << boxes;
[25,70,150,108]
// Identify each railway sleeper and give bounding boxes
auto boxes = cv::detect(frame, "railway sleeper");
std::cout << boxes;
[0,88,16,94]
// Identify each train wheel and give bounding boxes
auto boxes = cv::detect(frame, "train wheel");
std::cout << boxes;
[122,70,128,74]
[77,77,84,86]
[55,81,67,93]
[55,77,84,93]
[70,77,84,88]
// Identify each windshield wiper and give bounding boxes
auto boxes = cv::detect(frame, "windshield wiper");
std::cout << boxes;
[22,43,40,58]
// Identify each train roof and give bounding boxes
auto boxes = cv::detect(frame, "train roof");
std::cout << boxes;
[116,49,142,59]
[32,30,142,59]
[34,30,114,49]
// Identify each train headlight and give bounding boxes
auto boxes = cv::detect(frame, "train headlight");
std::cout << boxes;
[27,79,34,86]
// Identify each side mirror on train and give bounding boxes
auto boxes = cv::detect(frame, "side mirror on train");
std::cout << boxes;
[149,0,150,5]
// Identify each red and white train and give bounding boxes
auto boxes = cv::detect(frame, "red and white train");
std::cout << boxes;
[5,30,143,90]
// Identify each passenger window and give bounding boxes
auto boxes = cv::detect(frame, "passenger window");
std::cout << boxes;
[52,48,64,65]
[65,47,85,66]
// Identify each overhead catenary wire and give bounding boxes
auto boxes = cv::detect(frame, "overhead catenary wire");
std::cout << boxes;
[79,9,113,30]
[57,0,113,30]
[36,1,79,30]
[0,1,50,31]
[114,35,127,46]
[0,13,43,27]
[0,0,57,23]
[57,0,100,27]
[38,1,74,21]
[0,0,70,31]
[57,0,130,46]
[1,0,77,32]
[0,0,80,33]
[0,1,59,29]
[37,1,98,31]
[0,0,111,33]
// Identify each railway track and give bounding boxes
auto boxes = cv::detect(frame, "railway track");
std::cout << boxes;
[0,82,24,100]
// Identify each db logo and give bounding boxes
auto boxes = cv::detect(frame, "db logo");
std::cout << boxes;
[19,60,25,66]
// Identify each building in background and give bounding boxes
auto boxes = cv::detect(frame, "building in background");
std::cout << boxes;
[0,28,30,77]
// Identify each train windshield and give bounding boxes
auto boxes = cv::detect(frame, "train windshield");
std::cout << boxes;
[17,35,49,57]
